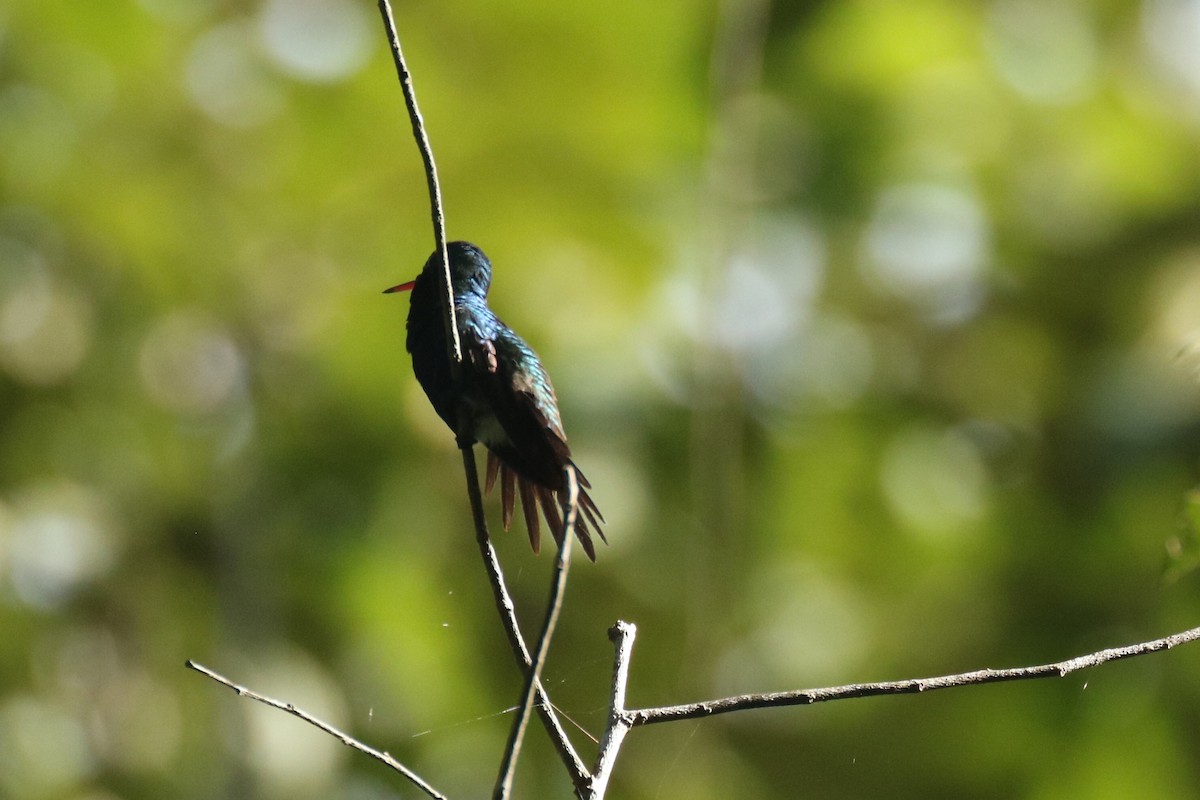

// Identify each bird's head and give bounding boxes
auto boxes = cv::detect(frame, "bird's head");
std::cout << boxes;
[383,241,493,299]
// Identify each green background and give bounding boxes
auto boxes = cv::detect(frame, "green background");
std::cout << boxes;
[3,0,1200,797]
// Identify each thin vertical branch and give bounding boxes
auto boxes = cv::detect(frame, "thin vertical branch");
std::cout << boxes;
[494,535,573,798]
[494,471,580,797]
[376,3,588,789]
[461,448,591,793]
[587,622,638,799]
[376,0,458,367]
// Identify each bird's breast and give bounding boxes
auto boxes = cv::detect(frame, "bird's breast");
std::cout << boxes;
[463,395,511,451]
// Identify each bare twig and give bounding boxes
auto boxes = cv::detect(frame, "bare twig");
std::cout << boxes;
[586,622,637,799]
[495,471,580,798]
[493,548,572,798]
[375,2,588,789]
[185,619,1200,800]
[461,448,590,795]
[185,660,448,800]
[627,624,1200,724]
[578,622,1200,794]
[376,0,457,367]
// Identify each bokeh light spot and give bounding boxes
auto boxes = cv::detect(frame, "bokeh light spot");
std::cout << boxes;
[259,0,373,83]
[986,0,1098,104]
[0,696,94,798]
[238,648,347,794]
[711,220,825,353]
[0,243,92,387]
[4,484,116,611]
[880,425,989,538]
[185,22,284,128]
[138,310,244,415]
[1149,250,1200,373]
[862,182,989,323]
[1143,0,1200,97]
[718,564,870,690]
[748,312,874,410]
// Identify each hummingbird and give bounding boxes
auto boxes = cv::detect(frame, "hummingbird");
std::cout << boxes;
[384,241,605,560]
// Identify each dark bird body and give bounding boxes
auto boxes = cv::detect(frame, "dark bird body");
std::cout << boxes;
[386,241,604,559]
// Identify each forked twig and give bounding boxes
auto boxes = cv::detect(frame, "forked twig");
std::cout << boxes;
[582,623,1200,793]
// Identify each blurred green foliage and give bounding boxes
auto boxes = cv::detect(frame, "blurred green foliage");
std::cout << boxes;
[2,0,1200,798]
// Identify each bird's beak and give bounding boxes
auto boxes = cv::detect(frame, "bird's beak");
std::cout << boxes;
[382,279,417,294]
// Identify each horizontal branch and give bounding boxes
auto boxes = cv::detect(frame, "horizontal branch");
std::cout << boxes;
[626,624,1200,726]
[185,660,448,800]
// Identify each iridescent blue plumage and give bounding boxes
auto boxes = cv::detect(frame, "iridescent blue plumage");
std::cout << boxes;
[388,241,604,559]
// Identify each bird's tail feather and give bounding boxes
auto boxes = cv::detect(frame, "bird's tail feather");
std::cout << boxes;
[485,451,603,561]
[500,463,516,531]
[518,479,540,554]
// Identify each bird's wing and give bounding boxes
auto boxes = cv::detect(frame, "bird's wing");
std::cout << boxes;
[462,324,572,476]
[463,321,606,559]
[496,334,568,440]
